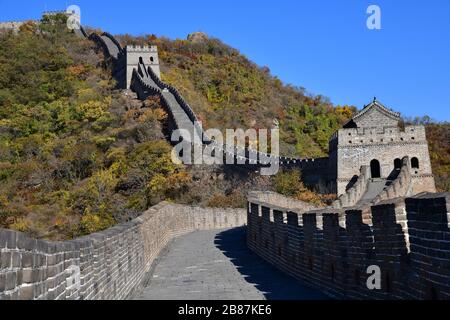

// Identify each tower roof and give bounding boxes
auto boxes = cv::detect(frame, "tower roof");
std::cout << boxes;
[344,98,401,128]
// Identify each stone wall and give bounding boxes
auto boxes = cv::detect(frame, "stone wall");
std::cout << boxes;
[248,191,319,213]
[0,203,246,300]
[333,166,370,208]
[247,192,450,299]
[87,31,126,88]
[373,157,412,203]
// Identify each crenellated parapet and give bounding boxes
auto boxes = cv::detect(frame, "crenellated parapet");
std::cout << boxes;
[333,165,371,208]
[337,125,427,148]
[247,192,450,299]
[373,157,412,202]
[0,203,246,300]
[248,191,319,212]
[126,45,158,52]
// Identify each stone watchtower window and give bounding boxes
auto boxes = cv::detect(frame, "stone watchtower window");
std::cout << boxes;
[150,57,154,62]
[411,157,420,169]
[394,158,402,170]
[370,159,381,178]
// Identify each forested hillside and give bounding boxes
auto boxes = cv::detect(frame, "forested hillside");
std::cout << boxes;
[426,123,450,191]
[0,17,196,239]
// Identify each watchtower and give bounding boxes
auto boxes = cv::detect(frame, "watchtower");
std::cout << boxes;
[328,99,435,195]
[126,45,160,89]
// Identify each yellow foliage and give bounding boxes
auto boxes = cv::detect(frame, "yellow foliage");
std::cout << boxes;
[0,119,13,127]
[147,174,167,193]
[335,105,355,119]
[138,108,168,123]
[10,218,29,232]
[87,169,118,197]
[106,147,128,175]
[206,192,246,208]
[76,100,109,121]
[67,65,87,77]
[167,171,190,186]
[18,21,37,34]
[273,169,305,197]
[80,210,115,234]
[77,88,98,102]
[295,190,325,206]
[0,194,9,208]
[106,147,126,163]
[92,135,116,151]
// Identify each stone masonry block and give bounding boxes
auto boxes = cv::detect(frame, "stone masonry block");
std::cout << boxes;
[0,251,11,269]
[0,229,17,249]
[5,272,17,291]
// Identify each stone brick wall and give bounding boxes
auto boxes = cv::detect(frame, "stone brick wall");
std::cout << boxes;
[247,192,450,299]
[0,203,246,300]
[333,166,370,208]
[87,31,126,88]
[373,157,412,203]
[248,191,319,212]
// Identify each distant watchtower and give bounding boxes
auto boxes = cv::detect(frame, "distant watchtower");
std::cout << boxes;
[126,45,160,89]
[328,99,435,196]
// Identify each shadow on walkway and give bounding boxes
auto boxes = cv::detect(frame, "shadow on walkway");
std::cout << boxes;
[214,227,330,300]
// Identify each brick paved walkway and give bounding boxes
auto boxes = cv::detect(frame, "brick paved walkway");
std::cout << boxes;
[134,227,328,300]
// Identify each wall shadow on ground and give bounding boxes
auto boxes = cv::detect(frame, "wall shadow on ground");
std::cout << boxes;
[214,227,330,300]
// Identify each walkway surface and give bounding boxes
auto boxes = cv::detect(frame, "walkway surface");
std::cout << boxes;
[133,227,328,300]
[357,178,388,205]
[100,35,120,59]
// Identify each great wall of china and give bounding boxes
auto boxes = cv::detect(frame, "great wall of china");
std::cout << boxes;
[0,19,448,300]
[247,192,450,299]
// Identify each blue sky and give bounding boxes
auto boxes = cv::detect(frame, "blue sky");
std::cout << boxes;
[1,0,449,121]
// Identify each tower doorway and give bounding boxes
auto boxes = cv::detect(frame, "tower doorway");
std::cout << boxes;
[411,157,420,169]
[370,159,381,178]
[394,158,402,170]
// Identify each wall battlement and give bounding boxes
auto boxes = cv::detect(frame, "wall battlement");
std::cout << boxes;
[42,11,71,16]
[336,125,427,147]
[247,192,450,299]
[126,45,158,52]
[0,203,246,300]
